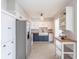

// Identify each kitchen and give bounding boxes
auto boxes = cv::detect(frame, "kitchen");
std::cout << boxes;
[1,0,77,59]
[31,18,54,42]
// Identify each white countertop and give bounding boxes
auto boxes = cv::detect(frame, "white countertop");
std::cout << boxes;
[39,33,48,36]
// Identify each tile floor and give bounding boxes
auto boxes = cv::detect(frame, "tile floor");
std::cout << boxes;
[28,42,56,59]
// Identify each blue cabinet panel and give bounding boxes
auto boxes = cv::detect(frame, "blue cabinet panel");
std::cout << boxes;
[33,33,49,41]
[39,36,48,41]
[33,33,39,41]
[44,36,48,41]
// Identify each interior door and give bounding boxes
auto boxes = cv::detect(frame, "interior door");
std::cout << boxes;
[16,20,26,59]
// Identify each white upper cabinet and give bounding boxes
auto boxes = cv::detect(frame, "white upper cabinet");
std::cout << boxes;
[1,10,16,43]
[1,0,16,14]
[66,7,74,33]
[59,7,74,33]
[1,0,7,10]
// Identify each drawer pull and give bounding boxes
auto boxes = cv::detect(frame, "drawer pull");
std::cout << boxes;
[11,41,14,43]
[8,52,11,55]
[3,45,6,47]
[8,27,11,29]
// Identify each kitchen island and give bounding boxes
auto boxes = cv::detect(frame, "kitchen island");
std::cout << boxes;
[55,37,76,59]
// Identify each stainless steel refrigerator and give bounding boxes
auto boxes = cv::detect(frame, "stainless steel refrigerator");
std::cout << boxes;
[16,19,26,59]
[16,19,31,59]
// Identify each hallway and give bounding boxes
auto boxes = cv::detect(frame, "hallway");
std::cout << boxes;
[28,42,56,59]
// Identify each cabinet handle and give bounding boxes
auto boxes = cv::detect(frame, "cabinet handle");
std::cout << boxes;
[11,41,14,43]
[8,27,11,29]
[3,45,6,47]
[8,52,11,55]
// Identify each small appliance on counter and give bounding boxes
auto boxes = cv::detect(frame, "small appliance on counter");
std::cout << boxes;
[59,30,67,40]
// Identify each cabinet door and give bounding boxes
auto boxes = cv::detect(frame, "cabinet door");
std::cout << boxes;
[49,33,53,42]
[1,41,15,59]
[1,43,8,59]
[11,40,16,59]
[1,42,12,59]
[66,7,74,32]
[39,36,43,41]
[7,42,13,59]
[1,12,9,43]
[10,16,15,41]
[44,36,48,41]
[8,41,15,59]
[56,40,61,50]
[1,11,15,59]
[9,16,15,59]
[33,33,39,41]
[7,15,13,42]
[1,12,15,43]
[56,48,61,59]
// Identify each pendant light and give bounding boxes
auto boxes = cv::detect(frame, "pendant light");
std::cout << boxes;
[40,13,44,21]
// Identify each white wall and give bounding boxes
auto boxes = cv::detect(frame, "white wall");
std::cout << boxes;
[15,3,29,20]
[15,3,28,18]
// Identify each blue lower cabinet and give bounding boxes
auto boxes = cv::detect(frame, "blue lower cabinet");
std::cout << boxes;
[33,33,48,41]
[33,33,39,41]
[44,36,49,41]
[39,36,43,41]
[39,36,48,41]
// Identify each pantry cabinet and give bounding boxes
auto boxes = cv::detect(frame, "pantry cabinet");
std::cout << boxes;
[1,10,16,43]
[1,10,16,59]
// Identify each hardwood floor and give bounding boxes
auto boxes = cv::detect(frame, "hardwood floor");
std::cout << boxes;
[28,42,56,59]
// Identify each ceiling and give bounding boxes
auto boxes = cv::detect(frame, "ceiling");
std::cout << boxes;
[17,0,72,18]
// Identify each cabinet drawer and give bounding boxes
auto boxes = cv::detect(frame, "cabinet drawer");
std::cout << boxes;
[9,41,16,59]
[1,43,8,59]
[56,48,61,56]
[1,42,12,59]
[1,41,15,59]
[56,48,61,59]
[56,40,62,50]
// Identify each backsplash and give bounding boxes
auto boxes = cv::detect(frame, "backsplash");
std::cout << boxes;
[39,27,48,33]
[62,30,75,40]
